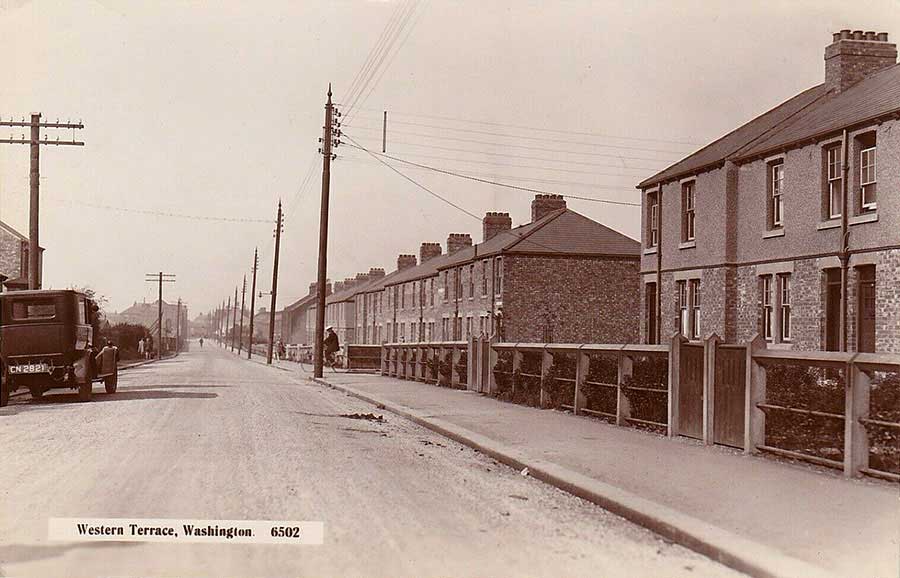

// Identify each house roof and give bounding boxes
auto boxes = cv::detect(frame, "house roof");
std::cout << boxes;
[638,84,829,188]
[0,220,27,240]
[283,292,318,313]
[736,63,900,159]
[380,208,639,287]
[639,62,900,189]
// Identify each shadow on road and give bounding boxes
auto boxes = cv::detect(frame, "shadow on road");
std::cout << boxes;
[0,390,218,415]
[0,541,140,565]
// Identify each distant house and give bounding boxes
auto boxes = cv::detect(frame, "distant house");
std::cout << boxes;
[638,30,899,353]
[0,219,43,291]
[114,299,188,342]
[281,283,331,346]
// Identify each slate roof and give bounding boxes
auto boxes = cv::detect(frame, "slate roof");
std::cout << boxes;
[0,220,27,240]
[639,62,900,189]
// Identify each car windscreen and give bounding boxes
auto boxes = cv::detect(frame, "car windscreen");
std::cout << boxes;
[10,299,58,321]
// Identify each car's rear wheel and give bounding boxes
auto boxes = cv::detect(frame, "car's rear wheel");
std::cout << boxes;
[78,380,92,402]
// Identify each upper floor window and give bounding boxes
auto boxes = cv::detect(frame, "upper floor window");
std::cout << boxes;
[442,271,449,302]
[412,281,417,308]
[681,181,695,242]
[494,257,503,297]
[455,268,462,302]
[468,264,475,298]
[768,161,784,228]
[859,132,876,211]
[481,260,488,296]
[825,145,843,219]
[647,190,659,247]
[429,278,434,306]
[400,284,406,309]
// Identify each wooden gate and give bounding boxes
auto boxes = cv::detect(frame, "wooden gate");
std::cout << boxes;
[679,343,704,439]
[714,344,746,448]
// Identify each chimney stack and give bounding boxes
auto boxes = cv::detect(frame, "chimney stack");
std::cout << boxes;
[333,281,345,293]
[447,233,473,254]
[397,254,417,270]
[531,194,566,222]
[483,212,512,241]
[825,29,896,94]
[420,242,442,263]
[368,267,385,278]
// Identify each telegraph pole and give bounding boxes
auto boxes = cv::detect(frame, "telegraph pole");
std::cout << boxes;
[314,85,340,377]
[248,248,259,359]
[1,114,84,289]
[238,275,247,354]
[176,298,182,353]
[145,273,175,358]
[267,201,283,364]
[224,297,231,347]
[231,286,239,352]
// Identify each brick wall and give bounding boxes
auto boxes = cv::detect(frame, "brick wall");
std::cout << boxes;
[876,248,900,352]
[503,255,639,343]
[0,231,23,282]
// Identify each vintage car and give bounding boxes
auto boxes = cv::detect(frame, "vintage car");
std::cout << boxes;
[0,289,117,406]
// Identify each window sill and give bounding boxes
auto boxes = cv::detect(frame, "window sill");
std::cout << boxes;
[678,240,696,250]
[849,212,878,226]
[762,228,785,239]
[816,219,841,230]
[643,246,658,255]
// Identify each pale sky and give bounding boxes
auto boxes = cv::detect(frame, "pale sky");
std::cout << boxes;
[1,0,898,317]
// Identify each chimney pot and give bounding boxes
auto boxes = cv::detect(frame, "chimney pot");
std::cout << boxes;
[419,242,442,263]
[852,30,863,40]
[397,254,417,270]
[865,31,877,41]
[446,233,473,254]
[878,32,889,42]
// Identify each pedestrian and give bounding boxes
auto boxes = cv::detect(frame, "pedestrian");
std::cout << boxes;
[199,336,204,348]
[138,338,145,359]
[277,340,286,361]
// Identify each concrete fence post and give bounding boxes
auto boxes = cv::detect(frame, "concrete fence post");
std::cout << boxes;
[451,345,461,388]
[380,345,387,376]
[467,336,477,391]
[512,344,523,395]
[574,346,589,415]
[667,333,688,438]
[616,350,633,426]
[744,333,767,454]
[844,359,871,477]
[487,337,499,395]
[702,333,721,445]
[540,346,553,409]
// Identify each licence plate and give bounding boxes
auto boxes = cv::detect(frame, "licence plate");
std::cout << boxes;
[10,363,50,374]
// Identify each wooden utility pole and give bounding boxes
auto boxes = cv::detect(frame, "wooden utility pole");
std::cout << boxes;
[1,114,84,289]
[314,85,339,377]
[231,286,239,352]
[248,248,258,359]
[225,296,232,348]
[145,273,175,358]
[175,298,182,353]
[238,275,246,353]
[267,201,283,364]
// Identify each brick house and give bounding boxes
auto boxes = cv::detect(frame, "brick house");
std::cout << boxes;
[355,194,641,345]
[281,282,331,345]
[638,30,900,353]
[0,219,43,291]
[304,269,386,347]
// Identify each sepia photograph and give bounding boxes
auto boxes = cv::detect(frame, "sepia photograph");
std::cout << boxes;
[1,1,898,577]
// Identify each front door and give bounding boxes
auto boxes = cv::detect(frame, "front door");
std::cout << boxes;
[678,343,704,439]
[714,345,746,448]
[857,266,876,353]
[825,269,841,351]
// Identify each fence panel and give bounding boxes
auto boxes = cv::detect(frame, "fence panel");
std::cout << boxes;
[679,343,704,439]
[714,344,746,448]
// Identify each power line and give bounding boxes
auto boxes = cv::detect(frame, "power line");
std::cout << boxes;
[344,106,706,147]
[344,122,692,155]
[51,198,272,223]
[343,1,408,107]
[348,133,677,164]
[343,136,640,207]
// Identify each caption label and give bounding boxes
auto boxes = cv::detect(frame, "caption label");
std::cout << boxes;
[49,518,324,545]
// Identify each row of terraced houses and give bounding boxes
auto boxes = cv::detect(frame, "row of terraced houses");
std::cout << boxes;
[281,30,899,354]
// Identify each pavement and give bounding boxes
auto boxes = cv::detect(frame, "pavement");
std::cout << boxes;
[264,362,900,578]
[1,345,742,578]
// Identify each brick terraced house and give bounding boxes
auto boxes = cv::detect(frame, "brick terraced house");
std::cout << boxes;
[639,30,900,353]
[354,194,641,345]
[0,219,43,291]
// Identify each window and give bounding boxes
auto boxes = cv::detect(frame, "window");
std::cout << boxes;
[11,299,58,321]
[494,257,503,296]
[769,161,784,228]
[689,279,701,340]
[681,181,695,241]
[442,271,449,302]
[466,317,472,339]
[859,133,876,211]
[412,281,417,308]
[761,273,792,343]
[481,261,488,296]
[468,264,475,298]
[647,191,659,247]
[455,268,462,302]
[442,318,449,340]
[645,282,657,344]
[678,281,689,337]
[780,275,791,342]
[826,146,842,218]
[762,276,774,340]
[429,278,434,306]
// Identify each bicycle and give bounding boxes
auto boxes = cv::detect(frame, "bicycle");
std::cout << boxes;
[297,350,348,373]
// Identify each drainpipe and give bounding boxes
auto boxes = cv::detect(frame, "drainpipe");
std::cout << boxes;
[656,187,663,344]
[839,128,850,352]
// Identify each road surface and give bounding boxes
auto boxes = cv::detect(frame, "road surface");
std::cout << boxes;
[1,344,742,577]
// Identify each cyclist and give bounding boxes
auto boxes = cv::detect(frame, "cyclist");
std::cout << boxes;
[324,326,340,368]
